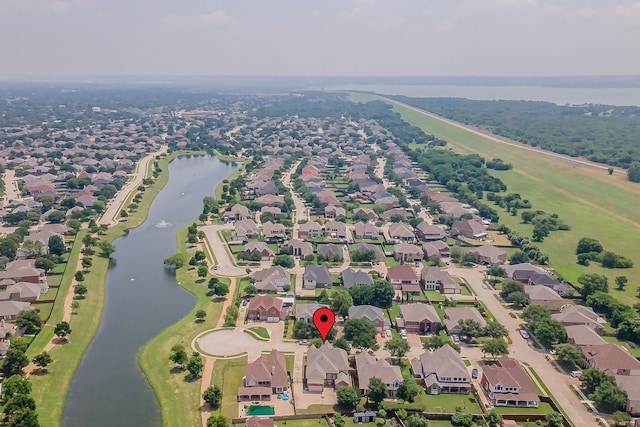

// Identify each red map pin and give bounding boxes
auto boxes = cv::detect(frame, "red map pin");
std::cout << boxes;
[312,307,335,342]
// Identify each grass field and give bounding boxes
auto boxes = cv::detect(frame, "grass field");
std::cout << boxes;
[211,356,248,419]
[350,93,640,306]
[248,326,270,339]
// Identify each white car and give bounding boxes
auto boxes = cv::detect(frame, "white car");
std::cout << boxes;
[385,329,392,337]
[519,329,530,339]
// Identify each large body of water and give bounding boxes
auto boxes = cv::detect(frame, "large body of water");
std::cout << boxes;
[328,84,640,106]
[62,155,237,427]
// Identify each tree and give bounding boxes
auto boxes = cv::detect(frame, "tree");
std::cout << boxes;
[74,284,88,298]
[385,335,410,359]
[71,300,80,314]
[333,413,345,427]
[612,411,632,426]
[451,409,473,427]
[119,209,128,218]
[74,271,85,282]
[628,163,640,183]
[423,333,458,351]
[0,238,18,260]
[32,351,52,371]
[485,321,508,339]
[522,304,551,325]
[486,265,506,279]
[576,237,603,255]
[499,281,524,298]
[203,385,222,409]
[406,415,429,427]
[458,319,485,341]
[615,276,628,291]
[54,321,72,341]
[330,289,353,318]
[34,257,54,272]
[579,368,610,394]
[244,284,257,296]
[578,273,608,297]
[481,338,508,360]
[509,250,529,264]
[195,310,207,321]
[186,352,204,377]
[396,377,422,403]
[164,253,186,269]
[505,290,527,307]
[336,385,359,408]
[15,310,42,334]
[555,344,583,369]
[197,264,208,279]
[371,281,395,309]
[366,377,387,407]
[97,240,116,258]
[212,282,230,298]
[6,408,39,427]
[318,289,330,304]
[3,348,29,376]
[343,318,378,349]
[20,241,44,258]
[461,252,477,265]
[533,319,565,346]
[545,412,564,427]
[486,409,502,427]
[272,255,294,268]
[1,376,31,403]
[169,345,188,368]
[48,235,65,256]
[333,337,351,353]
[207,415,230,427]
[3,394,37,421]
[590,380,626,413]
[81,257,93,271]
[349,285,373,306]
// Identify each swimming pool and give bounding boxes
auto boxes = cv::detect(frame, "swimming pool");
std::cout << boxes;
[246,405,275,416]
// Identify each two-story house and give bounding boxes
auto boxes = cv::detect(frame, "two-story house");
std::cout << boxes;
[398,303,440,334]
[306,342,350,392]
[355,352,402,397]
[411,345,470,394]
[298,221,322,239]
[247,295,286,322]
[480,356,540,408]
[238,350,288,401]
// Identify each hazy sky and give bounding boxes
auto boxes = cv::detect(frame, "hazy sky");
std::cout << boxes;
[1,0,639,77]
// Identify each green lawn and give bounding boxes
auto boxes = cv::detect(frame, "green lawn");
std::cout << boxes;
[425,291,446,303]
[387,303,400,322]
[493,401,556,415]
[211,356,248,419]
[295,404,336,415]
[351,93,640,306]
[384,256,400,267]
[248,326,270,339]
[279,419,328,427]
[414,392,482,414]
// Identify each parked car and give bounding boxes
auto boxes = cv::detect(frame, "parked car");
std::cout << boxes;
[400,329,407,340]
[452,334,460,343]
[471,368,478,379]
[519,329,530,339]
[571,370,583,378]
[213,265,219,270]
[386,329,392,337]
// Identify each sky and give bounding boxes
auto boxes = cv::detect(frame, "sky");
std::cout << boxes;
[0,0,639,77]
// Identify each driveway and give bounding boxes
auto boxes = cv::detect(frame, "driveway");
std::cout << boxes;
[200,224,247,277]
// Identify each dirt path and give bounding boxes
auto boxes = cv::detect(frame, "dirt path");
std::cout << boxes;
[199,358,216,427]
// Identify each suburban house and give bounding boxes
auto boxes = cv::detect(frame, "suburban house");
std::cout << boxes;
[303,265,332,289]
[247,295,286,322]
[503,263,546,280]
[295,304,328,321]
[342,268,374,288]
[246,417,275,427]
[469,245,508,265]
[397,303,441,334]
[318,243,343,261]
[352,243,385,263]
[237,350,288,401]
[480,356,540,408]
[614,376,640,416]
[325,204,346,219]
[354,222,380,240]
[261,206,282,217]
[252,266,290,293]
[523,286,566,312]
[262,221,287,240]
[387,265,420,292]
[581,343,640,376]
[444,307,486,335]
[416,223,446,241]
[388,223,415,242]
[298,221,322,239]
[0,300,32,320]
[244,242,275,261]
[565,325,606,347]
[355,352,403,397]
[306,342,350,392]
[422,241,450,258]
[513,270,566,294]
[0,282,43,302]
[324,221,348,239]
[0,266,46,285]
[450,219,486,240]
[233,219,259,242]
[348,305,389,332]
[392,243,424,263]
[411,345,470,394]
[382,208,413,222]
[255,194,285,206]
[223,204,252,222]
[353,207,378,221]
[421,267,460,294]
[285,239,313,258]
[552,305,605,333]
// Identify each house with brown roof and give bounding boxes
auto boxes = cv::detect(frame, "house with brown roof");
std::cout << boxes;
[388,223,415,242]
[393,243,423,263]
[325,204,346,220]
[303,265,332,289]
[481,356,539,408]
[523,286,566,312]
[324,221,347,239]
[421,267,460,294]
[352,243,385,263]
[0,282,43,302]
[352,207,378,221]
[398,303,440,334]
[255,194,285,206]
[353,222,380,240]
[285,239,313,258]
[565,325,605,347]
[552,305,605,333]
[223,204,252,222]
[262,221,287,240]
[355,352,402,397]
[581,343,640,376]
[0,266,46,285]
[318,243,343,261]
[233,219,259,242]
[0,301,32,320]
[238,350,288,401]
[298,221,322,239]
[387,265,419,291]
[295,304,328,321]
[247,295,286,322]
[317,191,341,209]
[246,417,275,427]
[444,307,486,335]
[348,305,389,332]
[411,345,470,394]
[382,208,413,222]
[416,223,446,241]
[244,242,275,261]
[422,241,450,259]
[451,219,486,240]
[306,342,350,392]
[469,245,508,265]
[253,266,290,293]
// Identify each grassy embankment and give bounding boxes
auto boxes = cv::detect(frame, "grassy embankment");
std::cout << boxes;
[350,93,640,306]
[27,149,203,426]
[139,154,245,426]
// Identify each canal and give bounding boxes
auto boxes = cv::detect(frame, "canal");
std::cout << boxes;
[62,155,238,427]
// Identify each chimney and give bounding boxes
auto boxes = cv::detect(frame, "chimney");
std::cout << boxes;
[272,365,275,375]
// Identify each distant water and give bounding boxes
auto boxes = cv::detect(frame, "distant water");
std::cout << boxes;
[328,84,640,106]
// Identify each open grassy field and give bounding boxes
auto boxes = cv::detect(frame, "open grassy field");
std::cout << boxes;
[211,356,248,419]
[350,93,640,305]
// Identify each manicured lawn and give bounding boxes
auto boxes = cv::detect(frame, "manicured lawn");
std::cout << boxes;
[425,291,446,303]
[384,256,400,267]
[352,93,640,306]
[211,356,248,419]
[248,326,270,339]
[493,401,556,415]
[279,418,328,427]
[295,404,336,415]
[285,354,294,373]
[387,303,400,322]
[344,420,393,427]
[413,392,482,414]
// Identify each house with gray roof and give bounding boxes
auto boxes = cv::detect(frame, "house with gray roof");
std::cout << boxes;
[348,305,389,331]
[324,221,347,239]
[342,268,374,288]
[565,325,605,347]
[262,221,287,240]
[354,222,380,240]
[444,307,486,335]
[524,286,565,312]
[303,265,332,289]
[352,243,385,263]
[552,305,605,332]
[411,345,470,394]
[223,204,252,222]
[233,219,259,242]
[298,221,322,239]
[393,242,423,263]
[318,243,343,261]
[416,223,446,241]
[244,242,275,261]
[285,239,313,258]
[295,304,328,321]
[388,222,415,242]
[306,342,350,392]
[421,266,460,294]
[355,352,402,397]
[252,266,290,293]
[398,303,440,334]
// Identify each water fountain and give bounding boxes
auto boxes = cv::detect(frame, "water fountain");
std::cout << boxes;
[154,220,172,228]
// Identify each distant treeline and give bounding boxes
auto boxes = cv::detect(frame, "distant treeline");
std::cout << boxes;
[389,96,640,170]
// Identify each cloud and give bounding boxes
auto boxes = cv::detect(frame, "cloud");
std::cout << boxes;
[0,0,90,14]
[161,10,233,29]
